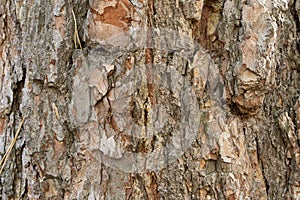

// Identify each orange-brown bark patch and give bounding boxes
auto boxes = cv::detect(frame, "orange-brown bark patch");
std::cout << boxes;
[54,16,65,38]
[0,117,5,135]
[91,0,132,28]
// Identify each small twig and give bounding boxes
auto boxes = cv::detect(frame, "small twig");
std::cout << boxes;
[71,9,82,49]
[52,102,60,120]
[0,117,25,175]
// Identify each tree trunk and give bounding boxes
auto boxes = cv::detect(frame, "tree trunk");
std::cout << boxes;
[0,0,299,199]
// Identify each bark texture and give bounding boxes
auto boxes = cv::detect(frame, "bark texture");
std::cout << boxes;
[0,0,299,199]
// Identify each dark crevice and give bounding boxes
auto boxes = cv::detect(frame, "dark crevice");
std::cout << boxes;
[20,179,28,199]
[10,31,26,118]
[94,86,114,110]
[262,164,270,196]
[255,137,260,162]
[291,0,300,53]
[143,98,149,126]
[256,136,270,196]
[32,164,40,180]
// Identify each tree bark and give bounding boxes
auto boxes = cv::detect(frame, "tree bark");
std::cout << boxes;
[0,0,299,199]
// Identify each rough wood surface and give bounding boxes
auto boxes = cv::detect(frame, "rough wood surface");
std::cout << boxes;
[0,0,299,199]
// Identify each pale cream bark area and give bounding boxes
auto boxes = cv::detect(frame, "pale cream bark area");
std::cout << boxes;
[0,0,299,199]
